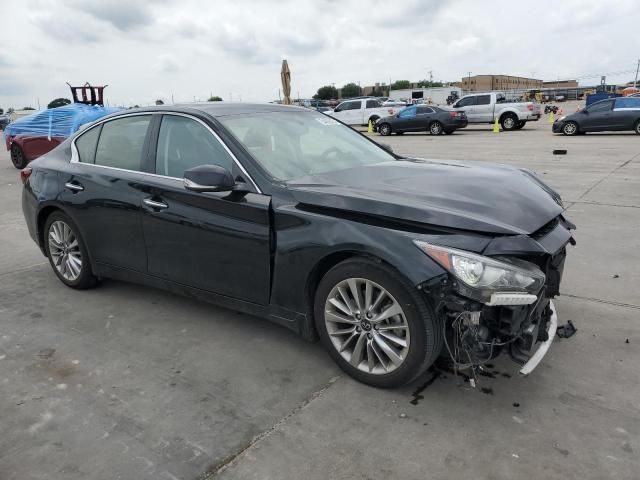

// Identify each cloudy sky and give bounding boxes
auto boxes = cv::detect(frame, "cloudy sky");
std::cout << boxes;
[2,0,639,109]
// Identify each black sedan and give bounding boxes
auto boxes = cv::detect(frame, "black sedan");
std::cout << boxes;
[20,103,574,388]
[553,96,640,135]
[376,105,468,136]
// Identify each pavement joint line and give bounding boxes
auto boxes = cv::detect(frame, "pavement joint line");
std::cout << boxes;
[0,261,47,277]
[566,200,640,209]
[561,293,640,310]
[577,150,640,201]
[197,375,342,480]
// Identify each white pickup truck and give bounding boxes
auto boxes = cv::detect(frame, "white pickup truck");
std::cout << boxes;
[326,98,400,126]
[452,92,541,130]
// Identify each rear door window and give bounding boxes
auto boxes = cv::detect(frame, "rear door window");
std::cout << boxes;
[615,97,640,109]
[476,95,491,105]
[75,125,102,164]
[94,116,151,171]
[365,100,380,108]
[416,106,434,114]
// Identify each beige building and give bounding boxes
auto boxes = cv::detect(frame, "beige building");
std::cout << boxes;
[542,79,579,89]
[461,75,543,91]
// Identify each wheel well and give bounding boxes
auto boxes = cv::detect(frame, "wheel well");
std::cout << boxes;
[37,206,61,249]
[499,111,517,122]
[304,251,385,339]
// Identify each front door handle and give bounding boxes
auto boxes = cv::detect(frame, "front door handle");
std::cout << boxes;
[143,198,168,210]
[64,181,84,192]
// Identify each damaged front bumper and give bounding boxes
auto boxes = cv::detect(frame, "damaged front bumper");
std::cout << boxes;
[518,300,557,376]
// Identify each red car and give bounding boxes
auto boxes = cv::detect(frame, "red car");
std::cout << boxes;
[7,133,65,169]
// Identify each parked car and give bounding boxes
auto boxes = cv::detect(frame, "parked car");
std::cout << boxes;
[376,105,468,135]
[552,97,640,135]
[326,98,400,126]
[5,103,119,169]
[20,103,574,388]
[452,92,541,130]
[382,99,408,107]
[0,114,10,131]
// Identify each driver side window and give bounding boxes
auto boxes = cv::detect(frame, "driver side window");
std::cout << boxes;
[399,106,417,118]
[155,115,234,178]
[587,100,614,113]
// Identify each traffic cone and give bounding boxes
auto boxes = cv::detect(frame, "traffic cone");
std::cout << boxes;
[368,119,373,133]
[492,118,500,133]
[549,111,555,124]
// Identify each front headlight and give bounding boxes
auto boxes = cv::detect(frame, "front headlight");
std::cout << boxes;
[413,241,545,305]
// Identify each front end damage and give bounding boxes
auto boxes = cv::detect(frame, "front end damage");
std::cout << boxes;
[417,215,575,380]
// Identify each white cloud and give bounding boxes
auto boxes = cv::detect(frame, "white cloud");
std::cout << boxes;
[1,0,639,109]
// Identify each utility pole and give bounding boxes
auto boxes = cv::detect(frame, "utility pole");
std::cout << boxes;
[634,59,640,88]
[428,70,433,84]
[467,71,472,93]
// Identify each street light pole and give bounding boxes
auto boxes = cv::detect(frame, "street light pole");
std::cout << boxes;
[634,59,640,88]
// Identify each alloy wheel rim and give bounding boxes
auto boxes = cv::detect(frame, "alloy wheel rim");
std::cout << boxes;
[431,123,441,134]
[324,278,410,374]
[48,221,82,281]
[504,117,515,129]
[564,123,576,134]
[381,125,390,135]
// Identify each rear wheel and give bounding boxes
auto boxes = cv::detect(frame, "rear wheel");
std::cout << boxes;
[429,121,443,135]
[501,114,518,131]
[634,120,640,135]
[10,144,28,169]
[314,258,442,388]
[378,123,392,136]
[44,212,97,289]
[562,121,578,136]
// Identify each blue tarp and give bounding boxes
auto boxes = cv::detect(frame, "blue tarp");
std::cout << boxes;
[3,103,121,141]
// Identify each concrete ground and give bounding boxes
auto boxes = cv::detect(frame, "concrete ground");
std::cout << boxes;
[0,107,638,480]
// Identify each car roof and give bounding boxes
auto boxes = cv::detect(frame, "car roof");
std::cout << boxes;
[111,102,310,118]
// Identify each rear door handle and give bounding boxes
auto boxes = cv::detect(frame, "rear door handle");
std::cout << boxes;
[64,181,84,192]
[143,198,168,210]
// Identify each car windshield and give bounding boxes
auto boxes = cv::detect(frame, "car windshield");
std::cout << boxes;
[218,111,396,181]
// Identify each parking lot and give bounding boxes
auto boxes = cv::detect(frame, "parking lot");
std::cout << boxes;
[1,111,639,480]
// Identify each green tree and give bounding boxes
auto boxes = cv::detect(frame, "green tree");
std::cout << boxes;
[341,82,361,98]
[0,108,3,115]
[207,96,223,101]
[23,106,36,110]
[416,80,444,88]
[47,98,71,109]
[155,99,165,105]
[313,85,338,100]
[390,80,411,90]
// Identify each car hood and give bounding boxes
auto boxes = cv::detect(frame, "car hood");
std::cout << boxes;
[285,159,564,235]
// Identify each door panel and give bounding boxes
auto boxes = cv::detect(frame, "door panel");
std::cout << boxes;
[140,176,272,304]
[60,163,149,272]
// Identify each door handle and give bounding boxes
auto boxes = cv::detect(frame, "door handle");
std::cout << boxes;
[64,181,84,192]
[143,198,168,210]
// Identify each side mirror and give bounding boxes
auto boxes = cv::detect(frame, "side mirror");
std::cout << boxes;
[184,164,235,192]
[582,109,588,114]
[380,143,393,154]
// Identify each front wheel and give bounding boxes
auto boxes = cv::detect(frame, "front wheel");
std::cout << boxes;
[429,121,443,135]
[501,114,518,131]
[44,212,97,289]
[314,258,442,388]
[10,144,28,169]
[562,121,578,136]
[378,123,392,136]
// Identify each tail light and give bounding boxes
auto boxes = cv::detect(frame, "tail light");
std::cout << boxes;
[527,104,534,111]
[388,108,395,115]
[449,111,465,118]
[20,167,32,185]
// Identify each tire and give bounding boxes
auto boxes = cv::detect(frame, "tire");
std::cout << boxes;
[515,121,526,130]
[429,121,443,135]
[634,120,640,135]
[314,257,443,388]
[44,211,97,289]
[500,114,518,131]
[562,121,578,136]
[10,144,28,169]
[378,123,392,136]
